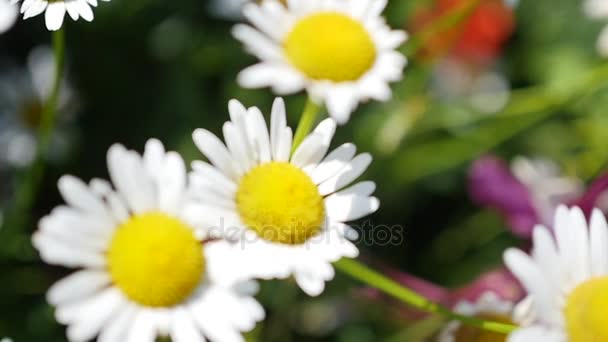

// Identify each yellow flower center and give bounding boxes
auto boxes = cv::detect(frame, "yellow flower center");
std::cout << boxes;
[107,212,204,307]
[236,162,325,245]
[283,12,377,82]
[453,313,512,342]
[565,276,608,342]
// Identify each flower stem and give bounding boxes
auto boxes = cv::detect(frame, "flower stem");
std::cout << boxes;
[291,98,321,153]
[0,28,65,254]
[334,258,518,335]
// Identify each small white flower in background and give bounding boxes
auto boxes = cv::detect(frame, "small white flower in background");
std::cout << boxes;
[0,46,76,169]
[233,0,407,124]
[584,0,608,56]
[190,98,379,296]
[438,292,515,342]
[17,0,109,31]
[0,0,19,34]
[504,205,608,341]
[33,139,264,342]
[511,157,583,228]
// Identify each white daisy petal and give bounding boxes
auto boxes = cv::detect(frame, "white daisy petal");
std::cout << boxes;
[291,133,324,168]
[325,85,359,125]
[232,25,284,61]
[47,270,110,306]
[98,304,138,342]
[590,208,608,276]
[33,232,105,268]
[65,1,79,20]
[58,175,109,217]
[193,128,239,179]
[270,97,289,161]
[295,270,326,297]
[531,226,561,288]
[74,0,93,22]
[568,207,590,284]
[23,0,47,19]
[125,310,158,342]
[318,153,372,195]
[237,63,306,94]
[245,106,272,164]
[324,195,379,222]
[44,1,66,31]
[224,122,254,174]
[170,308,205,342]
[63,288,125,342]
[311,143,357,184]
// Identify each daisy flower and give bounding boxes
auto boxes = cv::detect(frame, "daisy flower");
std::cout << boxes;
[0,46,76,169]
[0,0,18,34]
[17,0,107,31]
[190,98,379,296]
[232,0,407,124]
[439,291,515,342]
[33,139,264,342]
[504,205,608,341]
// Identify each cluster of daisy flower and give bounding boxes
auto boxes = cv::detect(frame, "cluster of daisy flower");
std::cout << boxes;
[25,0,407,340]
[5,0,608,341]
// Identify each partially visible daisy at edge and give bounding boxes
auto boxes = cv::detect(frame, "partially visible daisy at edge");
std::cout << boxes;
[16,0,109,31]
[439,291,516,342]
[504,205,608,341]
[584,0,608,56]
[233,0,407,124]
[189,98,379,296]
[33,139,264,342]
[0,0,19,34]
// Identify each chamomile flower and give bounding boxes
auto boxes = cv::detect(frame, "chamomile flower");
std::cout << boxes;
[0,45,76,169]
[18,0,107,31]
[504,205,608,341]
[33,139,264,342]
[190,98,379,296]
[439,291,515,342]
[233,0,407,124]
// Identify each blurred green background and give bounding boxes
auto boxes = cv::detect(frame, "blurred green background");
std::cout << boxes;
[2,0,608,340]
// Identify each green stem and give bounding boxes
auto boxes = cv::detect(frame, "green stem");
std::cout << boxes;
[291,98,321,153]
[335,258,517,335]
[0,29,65,253]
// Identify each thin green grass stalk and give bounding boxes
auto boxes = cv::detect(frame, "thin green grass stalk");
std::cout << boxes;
[0,28,65,255]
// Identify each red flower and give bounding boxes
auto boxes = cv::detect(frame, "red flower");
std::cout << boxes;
[410,0,515,65]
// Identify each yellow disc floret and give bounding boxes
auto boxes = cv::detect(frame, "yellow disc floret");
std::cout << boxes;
[107,212,204,307]
[453,313,511,342]
[284,12,377,82]
[565,276,608,342]
[236,162,325,245]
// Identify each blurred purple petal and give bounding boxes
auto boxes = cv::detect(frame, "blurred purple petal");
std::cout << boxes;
[449,267,525,307]
[576,172,608,216]
[468,155,539,238]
